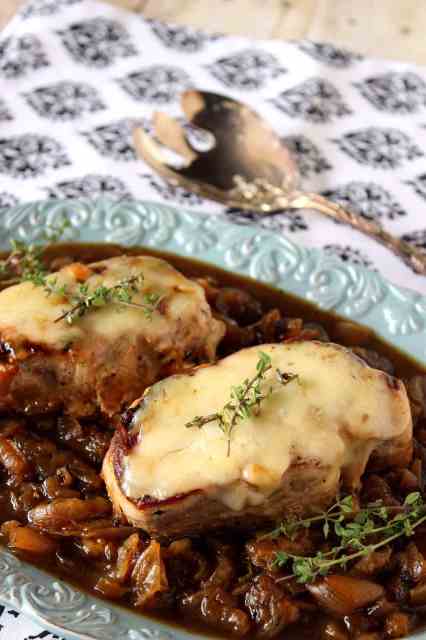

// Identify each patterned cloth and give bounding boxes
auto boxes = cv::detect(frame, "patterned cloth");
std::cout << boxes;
[0,0,425,296]
[0,0,426,637]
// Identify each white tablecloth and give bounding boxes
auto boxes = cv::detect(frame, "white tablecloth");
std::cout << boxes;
[0,0,425,637]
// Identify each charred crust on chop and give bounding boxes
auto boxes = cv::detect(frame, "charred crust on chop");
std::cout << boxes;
[385,375,402,391]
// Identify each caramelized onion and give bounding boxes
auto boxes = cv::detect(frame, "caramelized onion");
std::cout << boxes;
[215,288,262,326]
[67,459,103,490]
[7,524,57,554]
[395,543,425,582]
[95,576,128,600]
[78,537,114,560]
[181,587,250,637]
[410,581,426,606]
[115,533,142,583]
[204,545,235,589]
[352,547,392,576]
[321,620,350,640]
[245,575,299,638]
[407,376,426,422]
[384,611,410,638]
[28,497,111,532]
[132,540,168,608]
[0,436,30,485]
[247,533,313,572]
[307,575,384,615]
[83,526,137,541]
[42,476,80,500]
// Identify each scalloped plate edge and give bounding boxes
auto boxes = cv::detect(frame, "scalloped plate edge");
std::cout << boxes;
[1,198,424,363]
[0,548,192,640]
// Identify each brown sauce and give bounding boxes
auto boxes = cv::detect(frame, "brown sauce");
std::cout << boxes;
[0,242,425,640]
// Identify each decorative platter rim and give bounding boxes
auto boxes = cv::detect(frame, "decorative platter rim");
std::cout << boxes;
[0,197,424,640]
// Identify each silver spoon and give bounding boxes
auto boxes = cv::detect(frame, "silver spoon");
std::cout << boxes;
[134,89,426,275]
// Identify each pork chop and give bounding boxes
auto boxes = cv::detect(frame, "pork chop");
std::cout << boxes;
[103,341,412,538]
[0,255,224,417]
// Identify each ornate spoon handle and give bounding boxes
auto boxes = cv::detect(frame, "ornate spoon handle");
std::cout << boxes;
[283,191,425,275]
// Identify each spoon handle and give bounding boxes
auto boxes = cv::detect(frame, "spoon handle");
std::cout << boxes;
[286,191,426,275]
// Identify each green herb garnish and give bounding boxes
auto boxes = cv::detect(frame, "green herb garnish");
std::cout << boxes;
[272,492,426,583]
[50,274,161,325]
[186,351,298,456]
[0,218,161,325]
[0,218,71,285]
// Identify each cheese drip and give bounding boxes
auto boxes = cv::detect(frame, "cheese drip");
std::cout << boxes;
[0,255,222,355]
[121,342,412,511]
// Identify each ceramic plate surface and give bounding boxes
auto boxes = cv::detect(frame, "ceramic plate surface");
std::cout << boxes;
[0,198,425,640]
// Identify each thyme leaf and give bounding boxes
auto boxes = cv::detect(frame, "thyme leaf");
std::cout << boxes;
[186,351,298,456]
[0,219,161,325]
[49,274,161,325]
[272,492,426,583]
[0,218,71,285]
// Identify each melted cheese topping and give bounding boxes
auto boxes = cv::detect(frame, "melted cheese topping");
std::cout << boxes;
[0,255,222,356]
[121,342,412,511]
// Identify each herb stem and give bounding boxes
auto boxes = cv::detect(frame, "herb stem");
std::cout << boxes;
[113,299,162,314]
[279,515,426,583]
[0,218,71,284]
[185,352,298,456]
[51,275,160,325]
[272,492,426,583]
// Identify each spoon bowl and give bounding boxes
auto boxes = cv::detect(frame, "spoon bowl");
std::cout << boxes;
[134,89,426,274]
[181,90,299,196]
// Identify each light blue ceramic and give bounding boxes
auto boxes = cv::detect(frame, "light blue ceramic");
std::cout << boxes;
[0,198,425,640]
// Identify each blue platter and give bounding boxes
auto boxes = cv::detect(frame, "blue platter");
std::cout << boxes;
[0,198,425,640]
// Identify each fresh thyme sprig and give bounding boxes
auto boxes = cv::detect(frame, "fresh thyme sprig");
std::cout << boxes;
[0,219,161,325]
[272,492,426,583]
[47,274,161,325]
[0,218,71,285]
[266,494,359,541]
[186,351,298,456]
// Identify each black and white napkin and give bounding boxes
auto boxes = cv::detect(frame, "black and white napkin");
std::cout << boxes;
[0,0,426,295]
